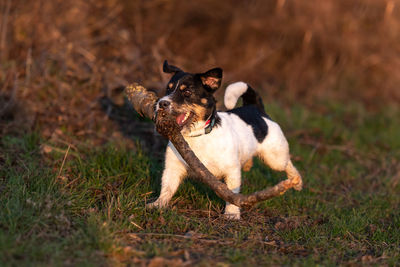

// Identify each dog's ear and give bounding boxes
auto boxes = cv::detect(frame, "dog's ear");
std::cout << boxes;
[199,68,223,91]
[163,60,182,74]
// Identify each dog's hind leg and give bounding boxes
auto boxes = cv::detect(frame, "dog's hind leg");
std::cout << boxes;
[224,168,241,220]
[257,144,303,191]
[285,160,303,191]
[146,144,187,209]
[257,119,302,190]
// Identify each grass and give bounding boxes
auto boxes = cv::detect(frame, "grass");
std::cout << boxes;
[1,102,399,266]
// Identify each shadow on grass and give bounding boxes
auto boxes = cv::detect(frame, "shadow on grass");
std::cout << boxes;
[98,88,167,158]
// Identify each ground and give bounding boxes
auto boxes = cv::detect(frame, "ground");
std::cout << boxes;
[1,100,399,266]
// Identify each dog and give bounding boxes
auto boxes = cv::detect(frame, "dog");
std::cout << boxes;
[147,60,303,219]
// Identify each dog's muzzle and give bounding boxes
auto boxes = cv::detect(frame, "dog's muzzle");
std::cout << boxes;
[158,100,170,110]
[156,95,172,112]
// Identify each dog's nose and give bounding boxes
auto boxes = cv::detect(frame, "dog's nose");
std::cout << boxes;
[158,100,170,109]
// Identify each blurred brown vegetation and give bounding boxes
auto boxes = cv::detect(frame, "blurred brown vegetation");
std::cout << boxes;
[0,0,399,137]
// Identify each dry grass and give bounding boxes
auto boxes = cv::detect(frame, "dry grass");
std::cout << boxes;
[0,0,399,137]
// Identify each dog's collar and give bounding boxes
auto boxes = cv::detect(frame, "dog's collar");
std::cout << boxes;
[187,109,217,137]
[204,115,216,134]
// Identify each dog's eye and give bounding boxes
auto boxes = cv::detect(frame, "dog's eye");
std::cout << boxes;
[183,90,192,97]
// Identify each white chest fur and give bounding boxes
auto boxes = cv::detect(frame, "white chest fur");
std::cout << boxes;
[170,112,260,177]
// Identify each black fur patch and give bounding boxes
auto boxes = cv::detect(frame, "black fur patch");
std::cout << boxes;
[226,105,271,142]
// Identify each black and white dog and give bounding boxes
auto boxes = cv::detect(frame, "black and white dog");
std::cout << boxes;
[147,60,303,219]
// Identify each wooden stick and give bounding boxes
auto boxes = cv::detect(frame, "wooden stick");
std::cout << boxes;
[125,83,297,208]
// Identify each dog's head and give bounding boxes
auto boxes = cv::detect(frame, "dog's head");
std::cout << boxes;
[156,60,222,134]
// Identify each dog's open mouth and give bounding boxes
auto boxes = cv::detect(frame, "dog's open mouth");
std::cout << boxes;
[176,111,192,126]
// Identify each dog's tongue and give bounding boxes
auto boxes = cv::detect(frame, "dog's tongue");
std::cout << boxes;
[176,113,186,126]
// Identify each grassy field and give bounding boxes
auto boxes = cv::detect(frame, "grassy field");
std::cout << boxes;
[1,101,399,266]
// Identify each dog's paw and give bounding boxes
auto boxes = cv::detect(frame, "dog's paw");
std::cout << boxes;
[294,183,303,191]
[224,204,240,220]
[223,212,241,220]
[146,199,167,209]
[293,179,303,191]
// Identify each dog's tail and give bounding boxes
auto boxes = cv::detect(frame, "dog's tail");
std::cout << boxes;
[224,82,265,114]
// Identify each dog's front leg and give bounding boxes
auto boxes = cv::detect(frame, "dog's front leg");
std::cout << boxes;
[224,168,242,220]
[146,145,187,209]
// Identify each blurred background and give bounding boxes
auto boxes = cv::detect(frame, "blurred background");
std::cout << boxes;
[0,0,399,140]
